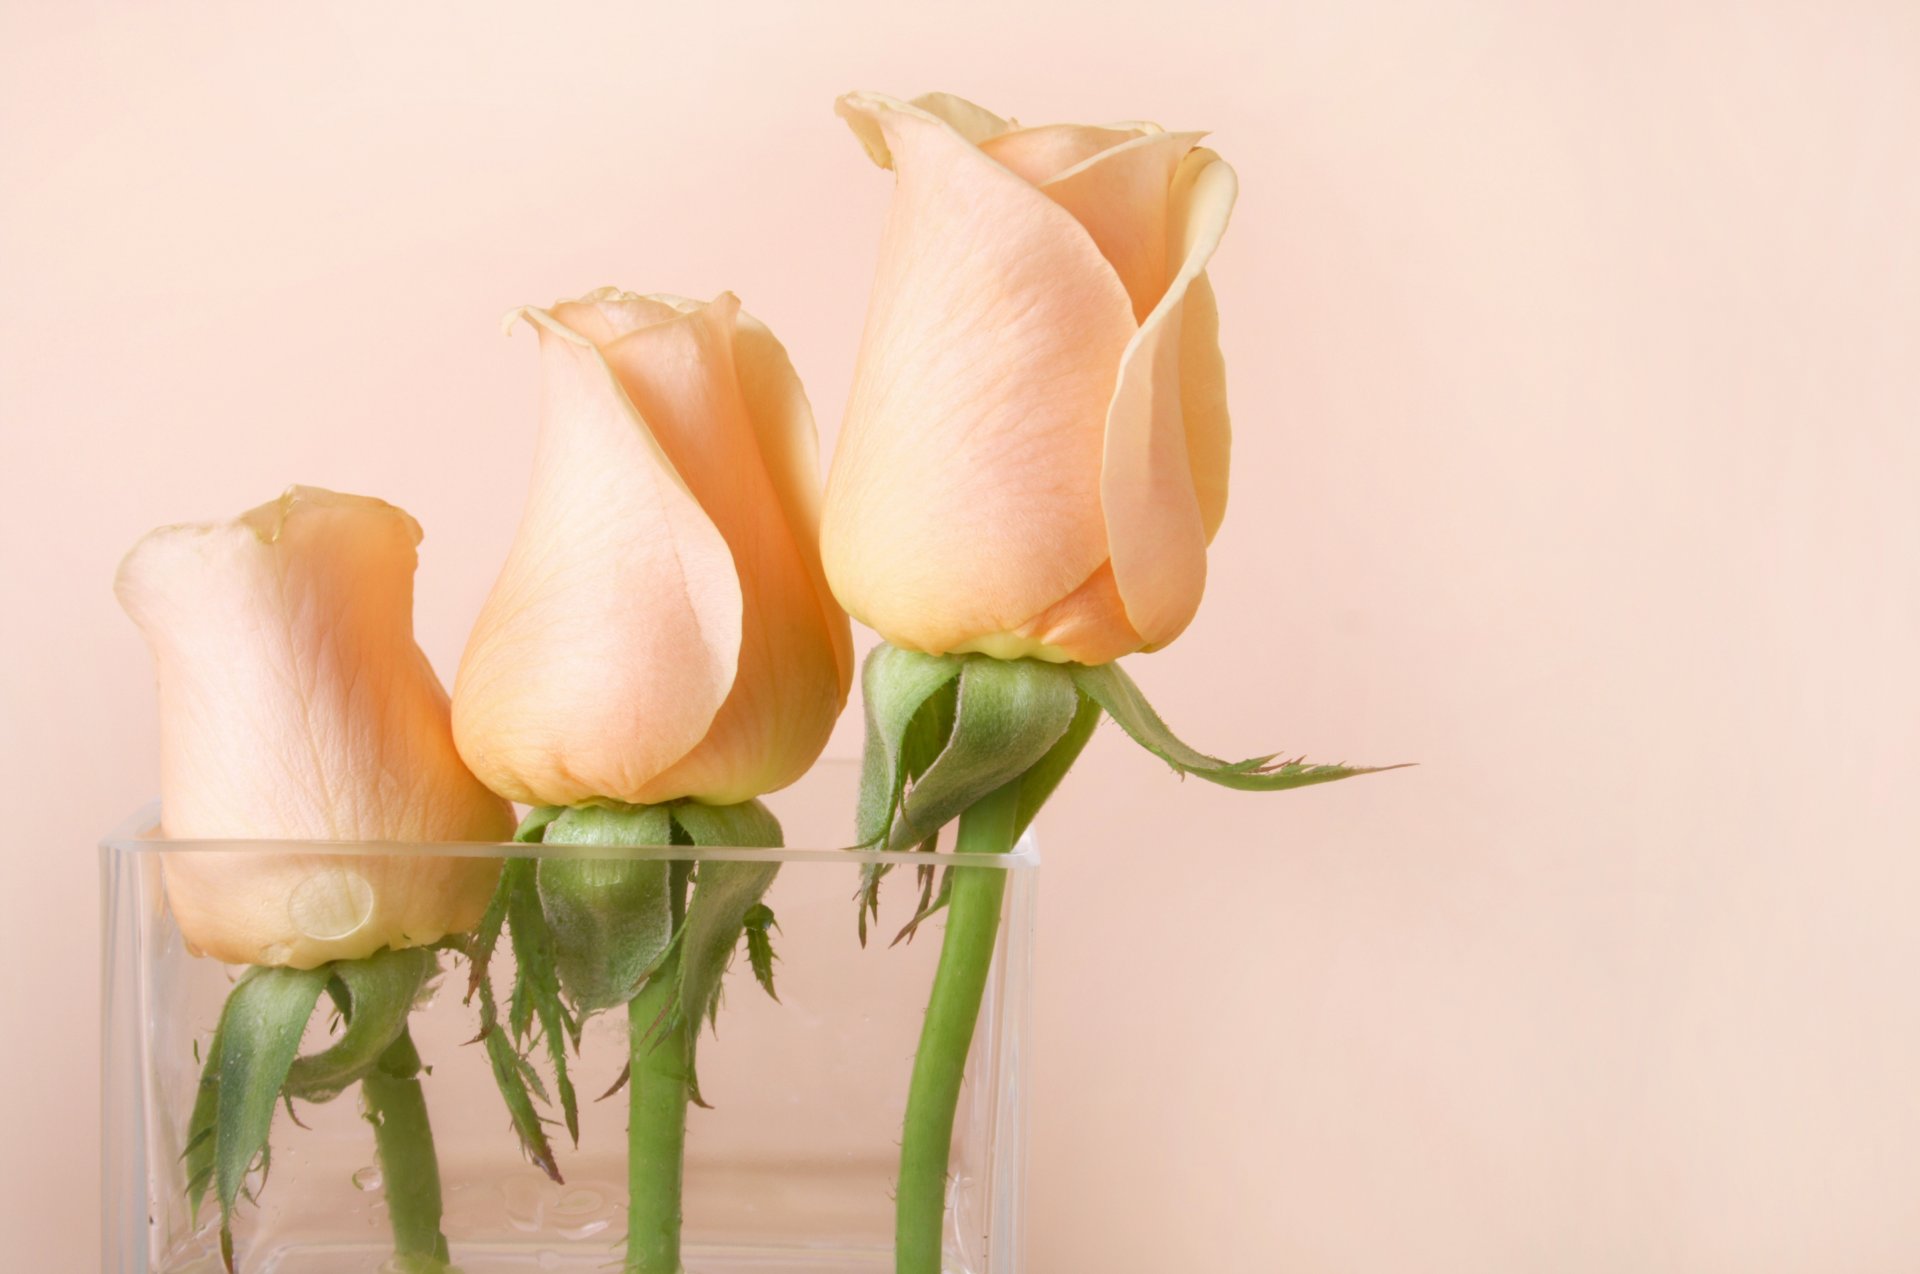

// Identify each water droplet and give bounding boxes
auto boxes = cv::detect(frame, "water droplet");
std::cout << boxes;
[554,1187,603,1215]
[353,1164,383,1191]
[288,867,375,940]
[502,1173,547,1232]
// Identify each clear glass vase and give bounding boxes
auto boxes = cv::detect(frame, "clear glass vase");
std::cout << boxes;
[101,763,1037,1273]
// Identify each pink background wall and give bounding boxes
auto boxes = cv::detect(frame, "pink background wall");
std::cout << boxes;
[4,2,1917,1270]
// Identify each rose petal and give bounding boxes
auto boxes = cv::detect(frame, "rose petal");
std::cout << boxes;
[116,486,512,966]
[546,287,688,344]
[1101,148,1239,648]
[161,850,502,969]
[731,306,856,696]
[1180,269,1231,539]
[980,122,1146,185]
[952,561,1143,664]
[1038,130,1205,320]
[594,295,849,803]
[826,92,1136,653]
[454,312,743,806]
[908,91,1013,145]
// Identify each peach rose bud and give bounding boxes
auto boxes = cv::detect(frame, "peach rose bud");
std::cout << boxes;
[823,91,1238,665]
[452,289,853,808]
[115,486,516,969]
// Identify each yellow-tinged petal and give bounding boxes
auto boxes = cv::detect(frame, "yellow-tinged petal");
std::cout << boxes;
[1181,269,1232,540]
[115,486,513,967]
[1101,148,1239,648]
[825,92,1137,653]
[593,295,849,803]
[731,308,856,696]
[980,123,1146,185]
[952,561,1144,665]
[908,91,1013,145]
[453,307,743,807]
[1038,130,1206,321]
[547,286,689,345]
[457,290,848,806]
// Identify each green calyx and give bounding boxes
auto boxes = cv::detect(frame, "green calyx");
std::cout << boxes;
[853,648,1094,944]
[855,647,1081,850]
[868,647,1401,1274]
[527,799,783,1034]
[185,946,443,1270]
[468,797,787,1176]
[464,812,570,1182]
[854,645,1401,940]
[540,806,676,1015]
[284,948,437,1102]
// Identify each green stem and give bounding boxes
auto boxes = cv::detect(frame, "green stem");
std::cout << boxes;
[361,1027,451,1270]
[896,781,1021,1274]
[626,957,693,1274]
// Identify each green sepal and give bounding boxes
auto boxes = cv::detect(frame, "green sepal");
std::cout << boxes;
[283,948,435,1103]
[504,860,581,1144]
[855,646,964,846]
[852,649,1081,941]
[503,865,543,1041]
[670,798,783,850]
[465,867,512,1004]
[1012,689,1102,839]
[461,808,573,1180]
[471,966,562,1182]
[885,657,1080,849]
[669,801,783,1042]
[889,865,953,947]
[743,904,779,1001]
[857,679,953,941]
[514,805,565,843]
[1071,661,1405,790]
[538,805,675,1015]
[883,679,1083,939]
[184,1009,228,1223]
[212,965,330,1250]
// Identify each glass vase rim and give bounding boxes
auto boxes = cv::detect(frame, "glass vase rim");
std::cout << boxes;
[98,802,1041,869]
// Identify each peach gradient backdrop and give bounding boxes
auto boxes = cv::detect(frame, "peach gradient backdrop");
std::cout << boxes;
[4,2,1917,1270]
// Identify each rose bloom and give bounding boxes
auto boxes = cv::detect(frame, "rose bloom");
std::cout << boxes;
[823,91,1238,665]
[453,289,852,809]
[116,487,514,968]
